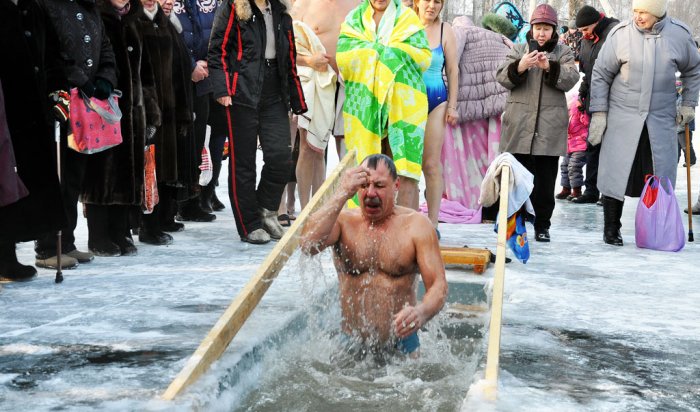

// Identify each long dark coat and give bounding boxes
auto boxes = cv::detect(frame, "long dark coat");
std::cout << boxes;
[81,1,162,206]
[0,0,65,242]
[135,7,195,187]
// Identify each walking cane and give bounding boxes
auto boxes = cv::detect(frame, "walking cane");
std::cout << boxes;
[685,123,694,242]
[54,120,64,283]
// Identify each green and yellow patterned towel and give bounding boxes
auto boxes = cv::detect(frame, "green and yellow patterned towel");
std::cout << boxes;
[337,0,431,182]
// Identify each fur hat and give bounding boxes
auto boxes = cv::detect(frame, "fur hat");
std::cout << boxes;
[482,12,518,40]
[632,0,667,18]
[575,5,600,28]
[530,4,558,27]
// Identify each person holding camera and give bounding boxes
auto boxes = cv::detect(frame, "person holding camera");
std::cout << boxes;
[496,3,579,242]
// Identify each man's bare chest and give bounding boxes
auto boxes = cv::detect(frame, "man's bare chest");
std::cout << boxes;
[336,229,417,276]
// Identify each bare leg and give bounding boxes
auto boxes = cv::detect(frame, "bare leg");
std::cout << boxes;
[335,136,346,160]
[397,176,419,210]
[296,129,325,209]
[422,103,447,227]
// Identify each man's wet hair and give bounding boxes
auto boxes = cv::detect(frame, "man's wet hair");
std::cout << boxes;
[362,154,398,180]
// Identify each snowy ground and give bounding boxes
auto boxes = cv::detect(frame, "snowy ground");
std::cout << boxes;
[2,134,700,411]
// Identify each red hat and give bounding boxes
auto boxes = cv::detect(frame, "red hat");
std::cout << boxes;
[530,4,558,27]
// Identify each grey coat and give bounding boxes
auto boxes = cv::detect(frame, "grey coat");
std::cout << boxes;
[589,18,700,201]
[496,42,579,156]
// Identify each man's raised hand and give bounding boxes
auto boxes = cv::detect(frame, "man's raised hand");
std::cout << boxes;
[339,165,370,199]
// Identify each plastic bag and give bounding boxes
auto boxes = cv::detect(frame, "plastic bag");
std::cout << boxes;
[494,209,530,263]
[198,134,213,186]
[635,175,685,252]
[142,144,159,214]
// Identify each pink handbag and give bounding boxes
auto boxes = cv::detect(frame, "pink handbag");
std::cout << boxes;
[68,88,123,154]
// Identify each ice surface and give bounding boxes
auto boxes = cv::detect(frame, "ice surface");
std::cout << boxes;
[2,134,700,411]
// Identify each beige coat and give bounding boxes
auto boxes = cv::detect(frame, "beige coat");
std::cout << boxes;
[496,42,579,156]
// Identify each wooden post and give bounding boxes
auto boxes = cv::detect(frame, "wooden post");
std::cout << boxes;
[483,166,510,400]
[161,149,357,400]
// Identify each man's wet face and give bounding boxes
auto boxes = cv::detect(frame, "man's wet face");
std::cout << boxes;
[358,162,396,220]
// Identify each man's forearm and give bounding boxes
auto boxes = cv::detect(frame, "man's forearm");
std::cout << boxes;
[417,280,447,323]
[296,54,312,68]
[300,191,349,254]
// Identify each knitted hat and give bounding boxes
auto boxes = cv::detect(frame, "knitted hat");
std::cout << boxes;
[530,4,557,27]
[575,5,600,28]
[632,0,667,18]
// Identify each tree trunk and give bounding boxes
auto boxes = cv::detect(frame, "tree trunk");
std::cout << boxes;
[568,0,585,23]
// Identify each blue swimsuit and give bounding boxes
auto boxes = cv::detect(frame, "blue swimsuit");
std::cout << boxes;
[423,24,447,113]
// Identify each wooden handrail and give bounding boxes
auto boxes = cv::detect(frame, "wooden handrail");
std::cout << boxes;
[483,165,510,399]
[162,149,357,400]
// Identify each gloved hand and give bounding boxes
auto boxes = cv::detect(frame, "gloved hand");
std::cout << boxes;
[93,77,113,100]
[677,106,695,126]
[587,112,607,146]
[81,77,113,100]
[48,90,70,123]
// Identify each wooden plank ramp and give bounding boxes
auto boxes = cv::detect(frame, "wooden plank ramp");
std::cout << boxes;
[161,149,357,400]
[440,246,491,274]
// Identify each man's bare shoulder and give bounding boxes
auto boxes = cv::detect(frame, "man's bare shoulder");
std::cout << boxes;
[338,207,363,226]
[394,206,434,231]
[290,0,310,19]
[338,0,362,15]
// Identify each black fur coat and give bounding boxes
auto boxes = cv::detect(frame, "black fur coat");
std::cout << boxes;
[81,1,162,206]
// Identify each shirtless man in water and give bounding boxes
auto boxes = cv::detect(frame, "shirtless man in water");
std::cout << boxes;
[301,154,447,355]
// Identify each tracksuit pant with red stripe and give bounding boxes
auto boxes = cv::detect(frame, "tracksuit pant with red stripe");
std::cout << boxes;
[226,63,291,239]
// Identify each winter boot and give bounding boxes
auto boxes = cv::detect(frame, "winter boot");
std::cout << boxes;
[110,206,137,256]
[176,198,216,222]
[0,241,37,281]
[555,187,571,200]
[572,190,600,204]
[86,204,121,257]
[602,196,624,246]
[567,187,582,201]
[199,185,214,214]
[211,191,226,211]
[35,254,79,270]
[242,228,271,244]
[260,208,285,240]
[140,212,173,246]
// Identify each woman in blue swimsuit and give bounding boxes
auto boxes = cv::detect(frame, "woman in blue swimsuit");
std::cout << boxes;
[415,0,458,237]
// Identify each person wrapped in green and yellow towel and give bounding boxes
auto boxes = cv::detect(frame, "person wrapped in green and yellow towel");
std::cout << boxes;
[337,0,431,209]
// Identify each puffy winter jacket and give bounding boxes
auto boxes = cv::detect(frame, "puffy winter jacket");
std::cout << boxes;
[174,0,217,95]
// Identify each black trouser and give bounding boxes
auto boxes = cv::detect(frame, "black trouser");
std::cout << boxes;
[179,88,211,212]
[225,64,291,238]
[513,153,559,231]
[583,143,600,196]
[35,146,87,258]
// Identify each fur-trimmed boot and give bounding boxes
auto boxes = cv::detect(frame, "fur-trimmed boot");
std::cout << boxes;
[602,196,624,246]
